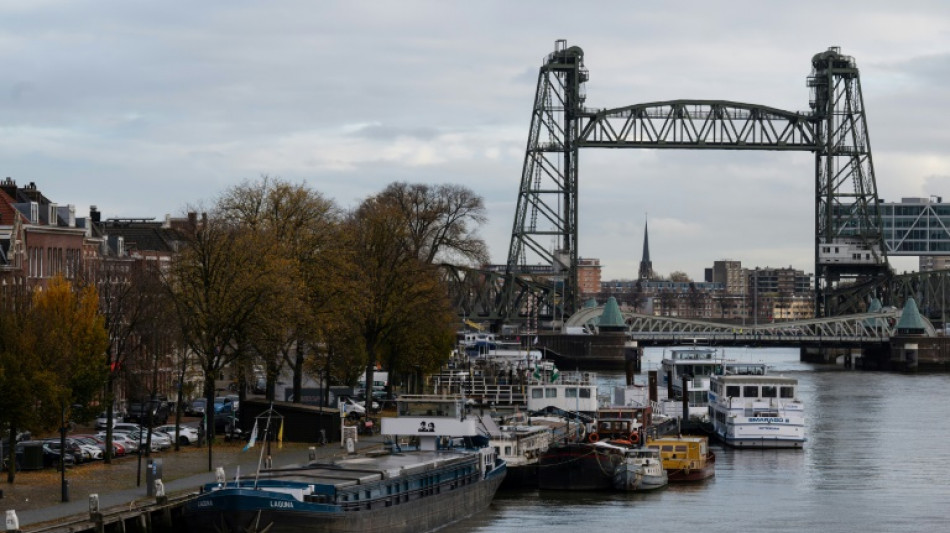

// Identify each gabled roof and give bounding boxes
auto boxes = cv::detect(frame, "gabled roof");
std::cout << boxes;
[0,189,28,226]
[101,220,182,253]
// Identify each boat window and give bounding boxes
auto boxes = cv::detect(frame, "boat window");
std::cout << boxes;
[565,388,577,398]
[545,388,557,398]
[675,445,687,452]
[743,385,758,397]
[780,386,795,398]
[726,385,740,397]
[761,386,777,398]
[532,389,544,399]
[579,388,591,398]
[661,445,674,451]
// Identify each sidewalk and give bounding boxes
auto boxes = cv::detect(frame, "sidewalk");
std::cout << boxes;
[3,435,386,530]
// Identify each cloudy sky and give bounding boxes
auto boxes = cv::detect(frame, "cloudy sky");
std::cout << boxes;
[3,1,948,280]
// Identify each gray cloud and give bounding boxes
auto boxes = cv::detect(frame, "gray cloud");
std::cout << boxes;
[0,1,947,280]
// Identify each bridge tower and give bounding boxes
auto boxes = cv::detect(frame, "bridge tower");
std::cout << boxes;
[808,47,890,315]
[497,42,889,326]
[503,39,588,320]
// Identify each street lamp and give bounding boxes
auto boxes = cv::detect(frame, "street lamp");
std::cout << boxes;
[61,403,82,502]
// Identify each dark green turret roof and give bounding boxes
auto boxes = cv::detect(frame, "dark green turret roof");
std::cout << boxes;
[584,298,598,308]
[895,298,927,334]
[599,297,625,328]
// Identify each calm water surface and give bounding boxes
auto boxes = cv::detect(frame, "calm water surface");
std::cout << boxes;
[454,347,950,533]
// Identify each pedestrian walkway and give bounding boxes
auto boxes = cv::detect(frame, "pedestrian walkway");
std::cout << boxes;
[9,435,385,531]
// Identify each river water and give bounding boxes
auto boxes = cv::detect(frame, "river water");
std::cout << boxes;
[455,347,950,533]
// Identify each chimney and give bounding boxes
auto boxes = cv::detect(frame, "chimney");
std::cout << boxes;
[0,177,16,199]
[187,212,197,227]
[90,205,100,223]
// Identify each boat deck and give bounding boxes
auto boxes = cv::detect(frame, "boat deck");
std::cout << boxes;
[255,451,475,488]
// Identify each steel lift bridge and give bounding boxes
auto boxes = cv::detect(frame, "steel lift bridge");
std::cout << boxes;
[564,300,935,348]
[466,39,887,327]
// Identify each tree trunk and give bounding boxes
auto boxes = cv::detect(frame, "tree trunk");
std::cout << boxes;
[6,420,16,483]
[105,371,116,464]
[204,373,216,472]
[292,340,304,403]
[363,336,377,414]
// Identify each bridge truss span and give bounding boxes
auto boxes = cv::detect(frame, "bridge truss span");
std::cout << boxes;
[565,305,927,345]
[578,100,819,150]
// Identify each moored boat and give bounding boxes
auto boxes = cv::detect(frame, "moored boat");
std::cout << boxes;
[708,374,806,449]
[659,347,768,422]
[182,396,506,533]
[538,441,667,492]
[645,434,715,482]
[490,414,574,489]
[612,447,668,491]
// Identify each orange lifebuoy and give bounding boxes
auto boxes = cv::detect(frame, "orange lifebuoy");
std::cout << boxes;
[629,432,640,444]
[588,432,600,443]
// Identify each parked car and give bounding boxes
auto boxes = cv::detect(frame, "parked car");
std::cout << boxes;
[126,398,170,425]
[154,424,200,446]
[95,411,124,430]
[112,422,143,434]
[74,434,125,457]
[97,432,139,454]
[70,438,103,461]
[186,398,207,417]
[123,429,172,451]
[42,439,85,464]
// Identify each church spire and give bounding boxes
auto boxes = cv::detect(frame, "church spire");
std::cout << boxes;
[638,216,654,280]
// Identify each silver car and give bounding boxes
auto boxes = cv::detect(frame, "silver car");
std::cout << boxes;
[154,424,200,445]
[122,429,172,451]
[96,431,139,453]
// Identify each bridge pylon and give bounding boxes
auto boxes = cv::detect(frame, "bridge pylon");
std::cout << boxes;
[497,42,890,328]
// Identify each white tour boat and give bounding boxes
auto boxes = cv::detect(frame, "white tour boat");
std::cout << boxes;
[659,347,768,421]
[707,374,806,449]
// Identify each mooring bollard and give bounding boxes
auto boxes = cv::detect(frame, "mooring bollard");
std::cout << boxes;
[308,446,316,461]
[5,509,20,533]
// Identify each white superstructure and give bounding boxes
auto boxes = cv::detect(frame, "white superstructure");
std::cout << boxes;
[708,374,805,449]
[660,347,768,421]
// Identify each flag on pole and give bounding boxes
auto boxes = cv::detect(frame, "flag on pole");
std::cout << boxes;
[278,419,284,449]
[242,420,258,452]
[550,366,560,383]
[532,364,541,381]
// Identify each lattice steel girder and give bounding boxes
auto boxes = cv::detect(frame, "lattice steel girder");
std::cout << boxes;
[565,305,909,340]
[886,269,950,322]
[576,101,819,149]
[440,264,558,327]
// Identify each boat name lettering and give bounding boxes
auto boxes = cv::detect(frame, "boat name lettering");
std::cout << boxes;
[418,421,436,433]
[270,501,294,509]
[196,500,214,507]
[748,417,787,423]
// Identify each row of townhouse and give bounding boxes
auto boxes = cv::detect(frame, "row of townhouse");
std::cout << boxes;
[0,178,205,409]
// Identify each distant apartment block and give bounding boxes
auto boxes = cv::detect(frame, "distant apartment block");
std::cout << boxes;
[577,257,602,297]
